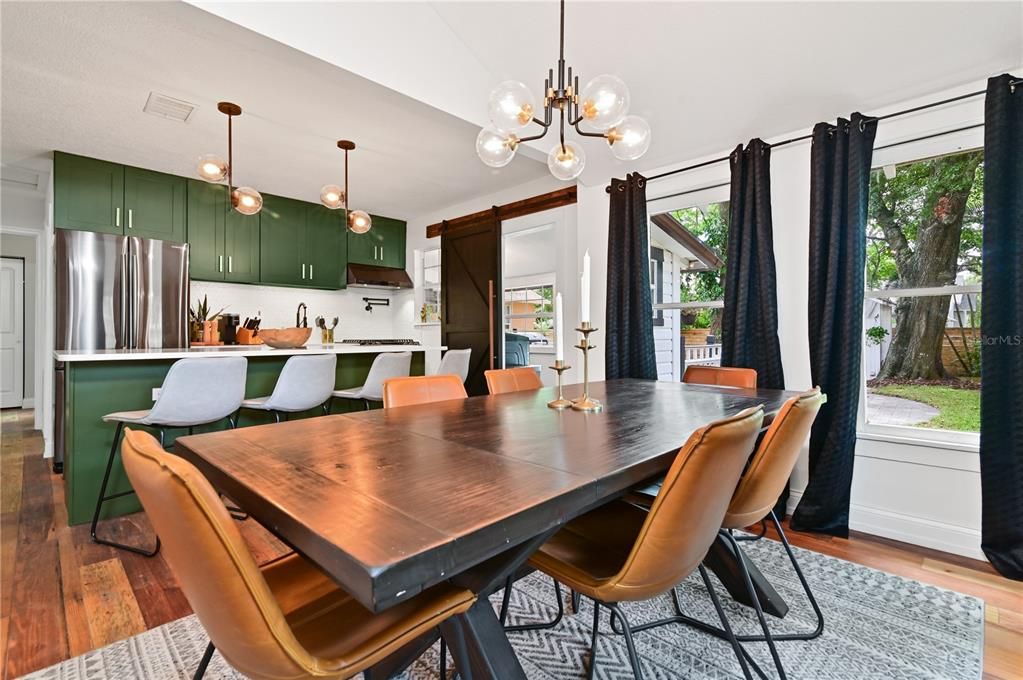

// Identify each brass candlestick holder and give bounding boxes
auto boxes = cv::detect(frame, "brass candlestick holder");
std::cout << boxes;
[572,323,602,412]
[547,360,573,409]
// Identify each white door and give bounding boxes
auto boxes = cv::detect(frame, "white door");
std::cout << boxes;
[0,257,25,408]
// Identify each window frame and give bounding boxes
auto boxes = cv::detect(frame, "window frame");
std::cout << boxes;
[502,274,557,350]
[856,138,984,452]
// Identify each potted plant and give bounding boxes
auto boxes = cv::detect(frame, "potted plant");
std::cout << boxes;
[189,295,224,344]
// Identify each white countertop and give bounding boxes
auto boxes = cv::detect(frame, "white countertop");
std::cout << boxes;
[54,344,447,362]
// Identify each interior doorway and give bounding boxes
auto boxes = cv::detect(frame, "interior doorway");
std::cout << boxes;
[1,256,26,408]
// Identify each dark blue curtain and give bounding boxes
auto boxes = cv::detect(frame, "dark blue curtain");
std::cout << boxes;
[791,114,877,537]
[980,73,1023,580]
[722,139,785,390]
[606,173,657,380]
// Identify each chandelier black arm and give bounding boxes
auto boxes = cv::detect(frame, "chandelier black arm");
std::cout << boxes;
[571,119,610,139]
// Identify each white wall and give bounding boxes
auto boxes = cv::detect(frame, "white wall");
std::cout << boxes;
[563,73,1007,560]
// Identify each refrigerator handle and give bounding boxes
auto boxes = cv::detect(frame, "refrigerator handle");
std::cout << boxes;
[128,248,137,348]
[120,250,129,347]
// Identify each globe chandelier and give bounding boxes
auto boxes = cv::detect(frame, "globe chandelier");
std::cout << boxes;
[475,0,650,180]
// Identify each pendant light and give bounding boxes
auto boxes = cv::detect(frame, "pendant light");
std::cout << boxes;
[197,102,263,216]
[321,140,372,234]
[475,0,650,179]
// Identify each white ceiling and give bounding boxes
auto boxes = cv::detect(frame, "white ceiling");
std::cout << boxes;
[3,1,1020,218]
[193,1,1022,186]
[0,1,548,219]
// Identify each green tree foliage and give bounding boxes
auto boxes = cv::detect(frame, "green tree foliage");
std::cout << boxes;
[669,201,729,302]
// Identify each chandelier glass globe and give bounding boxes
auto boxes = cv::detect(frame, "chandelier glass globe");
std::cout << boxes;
[320,184,345,210]
[547,141,586,180]
[196,154,228,182]
[231,187,263,216]
[488,81,536,132]
[580,74,630,131]
[476,128,519,168]
[348,210,372,234]
[607,115,651,161]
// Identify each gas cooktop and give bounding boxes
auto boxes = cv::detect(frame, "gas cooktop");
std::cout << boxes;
[340,339,421,346]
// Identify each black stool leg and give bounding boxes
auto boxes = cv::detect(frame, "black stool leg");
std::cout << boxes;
[193,641,215,680]
[90,421,160,557]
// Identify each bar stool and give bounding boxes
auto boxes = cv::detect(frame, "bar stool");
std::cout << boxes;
[91,356,247,556]
[435,348,471,384]
[240,353,337,422]
[331,351,412,409]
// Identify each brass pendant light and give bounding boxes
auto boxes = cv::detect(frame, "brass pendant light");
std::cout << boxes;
[321,140,372,234]
[197,102,263,216]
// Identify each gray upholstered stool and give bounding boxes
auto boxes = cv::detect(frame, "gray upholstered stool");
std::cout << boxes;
[436,348,471,384]
[331,351,412,409]
[91,356,248,556]
[240,353,337,422]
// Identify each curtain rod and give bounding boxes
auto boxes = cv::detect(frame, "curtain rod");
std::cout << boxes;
[607,77,1021,192]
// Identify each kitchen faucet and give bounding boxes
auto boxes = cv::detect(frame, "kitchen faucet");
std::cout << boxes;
[296,302,308,328]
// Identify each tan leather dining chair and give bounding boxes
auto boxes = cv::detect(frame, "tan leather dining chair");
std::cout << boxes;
[119,428,475,680]
[484,366,544,394]
[524,406,765,680]
[382,374,468,409]
[683,365,758,389]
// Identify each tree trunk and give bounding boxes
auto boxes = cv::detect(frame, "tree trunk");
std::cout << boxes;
[876,152,982,380]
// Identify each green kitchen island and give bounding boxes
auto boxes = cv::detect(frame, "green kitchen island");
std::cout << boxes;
[54,344,440,525]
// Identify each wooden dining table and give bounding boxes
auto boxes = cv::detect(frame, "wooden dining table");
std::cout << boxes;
[175,378,798,679]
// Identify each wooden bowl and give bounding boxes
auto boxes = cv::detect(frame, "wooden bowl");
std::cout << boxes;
[257,327,312,349]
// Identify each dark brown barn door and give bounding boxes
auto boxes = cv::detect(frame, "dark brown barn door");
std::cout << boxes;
[441,210,502,396]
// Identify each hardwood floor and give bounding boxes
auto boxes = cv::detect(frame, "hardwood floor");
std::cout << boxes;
[2,408,1021,679]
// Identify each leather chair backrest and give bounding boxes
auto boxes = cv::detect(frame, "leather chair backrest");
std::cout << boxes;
[484,367,543,395]
[382,374,468,408]
[597,406,764,602]
[724,388,824,528]
[147,357,247,427]
[683,365,758,389]
[119,428,327,680]
[437,348,472,384]
[265,353,337,412]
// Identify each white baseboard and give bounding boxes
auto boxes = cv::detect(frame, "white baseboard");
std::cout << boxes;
[21,397,34,409]
[786,488,985,562]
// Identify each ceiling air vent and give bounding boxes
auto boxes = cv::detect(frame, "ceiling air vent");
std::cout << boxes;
[143,92,196,122]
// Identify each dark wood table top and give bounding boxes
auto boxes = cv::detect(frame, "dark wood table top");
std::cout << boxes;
[175,379,797,612]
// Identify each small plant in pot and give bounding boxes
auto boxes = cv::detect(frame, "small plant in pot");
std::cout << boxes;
[189,295,224,344]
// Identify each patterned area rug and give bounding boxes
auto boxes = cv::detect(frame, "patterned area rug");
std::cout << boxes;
[21,537,983,680]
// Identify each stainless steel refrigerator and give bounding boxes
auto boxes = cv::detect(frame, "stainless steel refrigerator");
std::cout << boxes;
[53,230,189,470]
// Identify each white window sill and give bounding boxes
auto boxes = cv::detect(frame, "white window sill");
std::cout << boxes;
[413,322,440,328]
[530,345,555,355]
[856,428,979,454]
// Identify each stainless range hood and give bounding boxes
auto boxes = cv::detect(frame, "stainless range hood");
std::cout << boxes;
[346,262,413,290]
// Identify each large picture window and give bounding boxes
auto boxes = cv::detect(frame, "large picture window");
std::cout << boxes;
[862,148,982,439]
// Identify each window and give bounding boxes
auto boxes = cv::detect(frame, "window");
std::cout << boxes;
[418,248,441,323]
[862,148,983,440]
[504,282,554,345]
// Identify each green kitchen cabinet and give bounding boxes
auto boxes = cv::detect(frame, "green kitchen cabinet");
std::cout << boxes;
[259,194,308,286]
[306,203,346,289]
[186,180,224,280]
[54,152,125,234]
[123,166,186,242]
[347,215,406,269]
[187,181,261,283]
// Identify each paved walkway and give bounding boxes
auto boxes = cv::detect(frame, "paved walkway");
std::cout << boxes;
[866,391,939,426]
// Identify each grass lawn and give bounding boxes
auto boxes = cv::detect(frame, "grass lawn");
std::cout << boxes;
[871,384,980,432]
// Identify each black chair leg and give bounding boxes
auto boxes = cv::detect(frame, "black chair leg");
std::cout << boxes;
[723,530,787,679]
[699,564,757,680]
[501,576,565,632]
[90,421,160,557]
[439,637,446,680]
[605,602,644,680]
[572,589,581,613]
[765,510,824,641]
[193,641,215,680]
[586,599,601,680]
